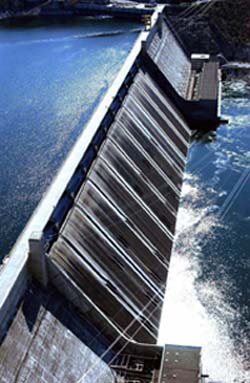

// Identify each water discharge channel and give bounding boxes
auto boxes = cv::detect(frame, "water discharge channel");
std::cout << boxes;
[159,79,250,382]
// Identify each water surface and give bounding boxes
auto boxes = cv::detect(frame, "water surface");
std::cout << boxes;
[0,16,140,260]
[159,79,250,382]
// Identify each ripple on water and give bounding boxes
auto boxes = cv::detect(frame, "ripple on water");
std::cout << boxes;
[0,18,140,259]
[158,82,250,382]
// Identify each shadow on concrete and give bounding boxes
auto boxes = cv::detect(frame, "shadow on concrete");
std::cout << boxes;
[0,280,113,365]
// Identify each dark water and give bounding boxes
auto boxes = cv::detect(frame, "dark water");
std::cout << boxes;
[0,16,140,260]
[159,80,250,382]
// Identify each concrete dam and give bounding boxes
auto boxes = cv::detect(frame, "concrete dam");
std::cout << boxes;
[0,8,220,383]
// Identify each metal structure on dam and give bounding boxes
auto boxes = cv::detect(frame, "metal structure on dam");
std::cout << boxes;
[0,7,221,383]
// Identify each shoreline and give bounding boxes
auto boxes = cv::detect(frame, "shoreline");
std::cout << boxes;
[0,1,155,22]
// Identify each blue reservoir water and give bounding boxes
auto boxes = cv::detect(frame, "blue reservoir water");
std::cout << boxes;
[159,80,250,382]
[0,16,140,260]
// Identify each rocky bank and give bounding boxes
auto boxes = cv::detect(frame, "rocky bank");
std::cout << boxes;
[167,0,250,62]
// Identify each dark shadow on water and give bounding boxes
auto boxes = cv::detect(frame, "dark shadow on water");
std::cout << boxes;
[0,15,141,30]
[0,15,104,28]
[191,129,217,143]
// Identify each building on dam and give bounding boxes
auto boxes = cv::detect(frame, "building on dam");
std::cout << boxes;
[0,6,220,383]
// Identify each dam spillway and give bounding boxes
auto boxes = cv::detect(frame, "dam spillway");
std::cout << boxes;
[0,8,220,383]
[46,64,190,346]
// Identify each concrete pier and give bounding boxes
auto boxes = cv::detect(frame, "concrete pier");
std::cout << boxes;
[158,345,203,383]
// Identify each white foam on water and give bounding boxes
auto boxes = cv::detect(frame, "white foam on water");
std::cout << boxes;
[158,174,250,383]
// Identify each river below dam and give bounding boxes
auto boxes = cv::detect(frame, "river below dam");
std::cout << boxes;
[159,79,250,382]
[0,16,140,260]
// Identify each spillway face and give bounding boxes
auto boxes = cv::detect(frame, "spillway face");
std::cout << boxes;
[147,17,191,98]
[48,65,191,347]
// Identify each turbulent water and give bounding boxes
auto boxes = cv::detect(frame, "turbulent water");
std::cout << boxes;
[0,16,140,260]
[159,80,250,382]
